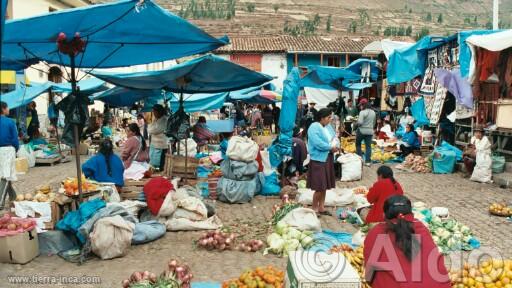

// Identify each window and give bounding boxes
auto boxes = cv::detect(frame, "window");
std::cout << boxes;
[327,55,341,67]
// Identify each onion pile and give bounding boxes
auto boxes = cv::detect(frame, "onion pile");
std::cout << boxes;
[196,230,264,252]
[121,259,192,288]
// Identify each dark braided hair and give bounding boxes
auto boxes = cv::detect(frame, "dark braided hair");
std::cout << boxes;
[99,139,114,176]
[384,195,419,261]
[128,123,147,151]
[377,165,398,191]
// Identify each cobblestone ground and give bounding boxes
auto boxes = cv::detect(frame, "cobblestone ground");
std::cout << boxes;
[0,160,511,287]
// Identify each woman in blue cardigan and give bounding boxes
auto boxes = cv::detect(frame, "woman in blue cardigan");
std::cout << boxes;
[82,139,125,188]
[307,108,339,216]
[399,124,420,157]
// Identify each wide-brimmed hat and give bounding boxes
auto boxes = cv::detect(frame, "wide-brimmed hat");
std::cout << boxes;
[474,125,485,132]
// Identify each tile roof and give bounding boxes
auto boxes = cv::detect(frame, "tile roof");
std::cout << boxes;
[214,36,413,54]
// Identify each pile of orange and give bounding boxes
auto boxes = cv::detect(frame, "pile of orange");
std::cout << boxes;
[62,176,97,196]
[222,266,284,288]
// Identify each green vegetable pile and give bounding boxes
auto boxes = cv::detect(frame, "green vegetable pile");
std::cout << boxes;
[428,216,476,254]
[264,222,315,257]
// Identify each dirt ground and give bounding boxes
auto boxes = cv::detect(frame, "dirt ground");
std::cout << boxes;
[1,158,511,287]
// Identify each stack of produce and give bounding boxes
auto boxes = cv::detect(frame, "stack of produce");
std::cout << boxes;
[401,154,431,173]
[196,230,264,252]
[449,259,512,288]
[222,266,285,288]
[264,222,314,257]
[122,259,192,288]
[371,150,396,163]
[61,175,98,196]
[329,245,370,288]
[15,185,55,202]
[0,214,36,234]
[489,203,512,217]
[428,216,476,254]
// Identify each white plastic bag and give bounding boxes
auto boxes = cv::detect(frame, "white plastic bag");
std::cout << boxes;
[158,192,177,217]
[278,208,321,232]
[174,197,208,221]
[17,145,36,168]
[164,215,222,231]
[297,188,354,206]
[90,215,135,260]
[337,153,362,181]
[177,138,197,158]
[226,136,259,162]
[470,152,492,183]
[352,230,366,246]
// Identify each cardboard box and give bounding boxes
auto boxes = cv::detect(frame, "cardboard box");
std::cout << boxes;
[0,229,39,264]
[15,158,29,174]
[286,251,361,288]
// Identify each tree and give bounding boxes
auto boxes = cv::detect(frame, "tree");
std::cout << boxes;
[273,4,279,13]
[313,14,321,26]
[416,27,430,40]
[437,13,443,23]
[426,12,432,22]
[358,9,370,26]
[246,3,255,13]
[326,14,332,32]
[397,26,405,36]
[383,27,392,36]
[409,8,412,13]
[473,15,477,24]
[485,21,492,29]
[348,21,357,33]
[406,25,413,36]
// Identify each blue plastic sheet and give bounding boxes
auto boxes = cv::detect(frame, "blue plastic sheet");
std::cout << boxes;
[261,172,281,196]
[56,199,106,244]
[226,83,279,104]
[132,220,166,245]
[92,55,272,94]
[90,87,165,107]
[192,283,221,288]
[411,97,430,126]
[309,230,355,252]
[440,141,463,161]
[169,92,227,113]
[433,148,456,174]
[2,0,228,68]
[1,0,8,43]
[206,120,234,133]
[300,65,362,90]
[345,58,379,81]
[268,68,301,167]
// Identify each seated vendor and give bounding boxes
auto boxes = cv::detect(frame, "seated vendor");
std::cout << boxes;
[463,125,491,176]
[219,132,233,159]
[364,195,451,288]
[101,120,113,139]
[292,127,308,175]
[121,123,149,168]
[82,139,124,187]
[399,124,420,157]
[378,120,394,140]
[192,116,215,147]
[360,165,404,223]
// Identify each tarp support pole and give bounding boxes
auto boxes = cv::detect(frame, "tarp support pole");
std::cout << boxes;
[70,55,84,203]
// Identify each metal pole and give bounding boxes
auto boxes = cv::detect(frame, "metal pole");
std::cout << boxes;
[70,55,84,202]
[493,0,499,30]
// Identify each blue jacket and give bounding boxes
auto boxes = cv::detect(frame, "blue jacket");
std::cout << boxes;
[0,115,19,151]
[403,131,420,148]
[82,153,125,186]
[307,122,335,162]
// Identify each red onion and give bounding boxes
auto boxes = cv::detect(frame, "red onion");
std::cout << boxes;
[176,266,185,273]
[131,271,142,282]
[199,239,208,246]
[225,238,232,245]
[149,273,157,283]
[245,246,252,252]
[142,271,150,280]
[122,279,130,288]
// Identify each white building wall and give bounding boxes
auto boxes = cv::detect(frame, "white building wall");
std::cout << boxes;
[261,54,286,92]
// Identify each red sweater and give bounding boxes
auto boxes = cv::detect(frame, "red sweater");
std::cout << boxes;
[365,179,404,223]
[364,220,451,288]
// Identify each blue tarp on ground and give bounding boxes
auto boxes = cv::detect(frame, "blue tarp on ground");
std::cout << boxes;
[169,92,227,113]
[1,0,228,68]
[90,86,165,107]
[458,30,502,78]
[310,230,355,252]
[92,54,273,93]
[300,65,362,90]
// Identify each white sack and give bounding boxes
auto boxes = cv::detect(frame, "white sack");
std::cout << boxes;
[164,215,222,231]
[470,152,492,183]
[337,153,363,181]
[226,136,259,162]
[90,215,135,260]
[297,188,355,207]
[177,138,197,158]
[278,208,321,232]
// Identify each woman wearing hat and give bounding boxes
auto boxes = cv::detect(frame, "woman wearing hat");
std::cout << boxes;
[307,108,338,216]
[464,125,492,182]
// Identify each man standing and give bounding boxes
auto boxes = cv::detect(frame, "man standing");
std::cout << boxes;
[271,103,280,134]
[304,102,318,134]
[355,98,376,166]
[0,101,20,209]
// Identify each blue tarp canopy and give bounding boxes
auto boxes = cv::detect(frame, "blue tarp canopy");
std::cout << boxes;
[92,55,273,93]
[387,34,461,84]
[1,0,7,43]
[345,58,380,82]
[168,92,227,113]
[344,82,374,91]
[90,86,165,107]
[2,78,106,109]
[300,65,362,90]
[1,0,228,69]
[226,83,279,104]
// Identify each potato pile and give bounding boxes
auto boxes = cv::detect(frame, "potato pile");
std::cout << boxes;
[450,259,512,288]
[403,154,431,173]
[489,203,512,217]
[15,185,55,202]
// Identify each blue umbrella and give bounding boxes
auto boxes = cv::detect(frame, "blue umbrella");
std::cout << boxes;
[90,86,165,108]
[92,54,273,93]
[1,0,228,68]
[300,65,362,90]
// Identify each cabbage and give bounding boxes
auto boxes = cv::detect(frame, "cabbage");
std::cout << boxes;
[284,239,301,252]
[286,228,302,240]
[452,231,463,240]
[300,231,313,240]
[266,233,285,254]
[275,222,289,235]
[430,216,442,226]
[300,236,314,248]
[297,180,307,189]
[432,235,440,243]
[434,227,446,236]
[460,225,470,234]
